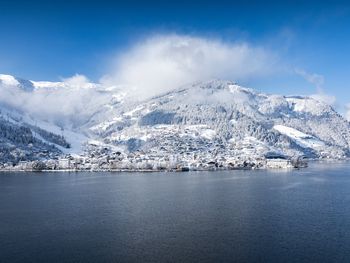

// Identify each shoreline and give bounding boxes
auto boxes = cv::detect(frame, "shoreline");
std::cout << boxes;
[1,158,348,173]
[0,163,301,173]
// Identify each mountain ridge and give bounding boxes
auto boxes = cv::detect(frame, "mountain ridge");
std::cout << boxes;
[0,75,349,170]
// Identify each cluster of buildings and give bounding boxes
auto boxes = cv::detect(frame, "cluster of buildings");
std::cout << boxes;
[0,154,298,172]
[0,134,307,172]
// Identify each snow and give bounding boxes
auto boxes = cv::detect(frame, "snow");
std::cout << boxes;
[200,129,216,140]
[87,139,122,151]
[274,125,325,148]
[286,97,330,116]
[107,124,217,143]
[228,84,254,95]
[21,114,88,154]
[1,76,349,163]
[90,117,123,132]
[123,105,145,117]
[32,80,99,90]
[31,81,67,89]
[112,92,126,102]
[0,74,20,86]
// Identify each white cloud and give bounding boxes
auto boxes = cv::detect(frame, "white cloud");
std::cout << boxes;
[60,74,99,89]
[0,75,110,128]
[295,69,324,91]
[310,93,336,106]
[62,74,91,88]
[4,34,345,128]
[0,74,20,86]
[295,68,336,106]
[0,34,280,128]
[104,34,278,99]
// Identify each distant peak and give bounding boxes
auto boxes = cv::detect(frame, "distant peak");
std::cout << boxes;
[185,79,257,96]
[0,74,34,92]
[0,74,19,86]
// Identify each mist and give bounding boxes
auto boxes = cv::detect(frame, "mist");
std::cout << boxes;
[103,34,278,99]
[3,34,341,127]
[295,68,336,106]
[0,76,110,128]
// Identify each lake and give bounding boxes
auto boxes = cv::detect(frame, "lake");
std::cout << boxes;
[1,162,350,262]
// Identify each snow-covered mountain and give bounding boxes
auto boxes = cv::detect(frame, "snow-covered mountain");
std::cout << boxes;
[90,80,350,159]
[1,75,349,167]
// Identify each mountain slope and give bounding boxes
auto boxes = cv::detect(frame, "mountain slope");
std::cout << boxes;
[90,80,350,159]
[0,114,63,164]
[1,76,350,167]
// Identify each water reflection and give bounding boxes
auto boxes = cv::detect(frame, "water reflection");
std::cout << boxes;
[1,162,350,262]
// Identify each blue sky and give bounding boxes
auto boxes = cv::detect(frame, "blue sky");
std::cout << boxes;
[0,0,350,111]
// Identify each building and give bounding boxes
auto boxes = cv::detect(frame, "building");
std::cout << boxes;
[58,158,70,169]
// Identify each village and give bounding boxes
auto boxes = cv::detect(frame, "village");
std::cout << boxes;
[0,135,308,172]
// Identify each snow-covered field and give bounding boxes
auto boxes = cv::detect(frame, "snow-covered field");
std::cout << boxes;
[273,125,325,149]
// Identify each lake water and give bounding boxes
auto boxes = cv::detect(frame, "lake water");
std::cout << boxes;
[1,162,350,262]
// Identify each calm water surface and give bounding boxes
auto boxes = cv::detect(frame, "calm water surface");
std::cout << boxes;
[1,162,350,262]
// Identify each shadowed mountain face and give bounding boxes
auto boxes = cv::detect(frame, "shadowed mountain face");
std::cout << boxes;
[0,115,63,163]
[1,76,350,164]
